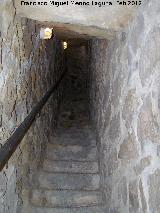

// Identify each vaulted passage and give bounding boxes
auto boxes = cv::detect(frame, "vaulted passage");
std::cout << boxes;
[1,0,160,213]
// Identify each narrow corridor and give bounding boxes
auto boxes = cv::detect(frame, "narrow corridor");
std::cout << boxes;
[21,42,105,212]
[1,1,160,212]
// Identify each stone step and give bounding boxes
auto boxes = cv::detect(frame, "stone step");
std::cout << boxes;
[58,119,89,126]
[51,135,96,146]
[33,172,100,190]
[58,123,91,129]
[46,144,98,162]
[58,104,88,114]
[31,189,102,208]
[54,131,95,139]
[23,206,104,213]
[43,160,99,174]
[55,127,94,136]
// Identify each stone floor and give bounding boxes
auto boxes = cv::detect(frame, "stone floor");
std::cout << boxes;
[21,73,105,213]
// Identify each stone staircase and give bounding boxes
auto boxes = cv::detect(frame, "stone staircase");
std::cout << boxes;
[21,125,104,213]
[21,68,105,212]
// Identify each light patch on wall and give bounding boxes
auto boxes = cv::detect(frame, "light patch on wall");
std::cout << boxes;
[40,28,53,39]
[63,41,68,49]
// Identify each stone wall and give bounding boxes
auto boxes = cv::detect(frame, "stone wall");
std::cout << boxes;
[0,1,65,212]
[58,43,90,128]
[89,0,160,212]
[14,0,138,39]
[66,44,89,99]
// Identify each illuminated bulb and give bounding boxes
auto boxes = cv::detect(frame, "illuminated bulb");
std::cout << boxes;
[40,28,53,39]
[63,41,67,49]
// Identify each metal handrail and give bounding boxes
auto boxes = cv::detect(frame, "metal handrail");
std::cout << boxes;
[0,70,66,171]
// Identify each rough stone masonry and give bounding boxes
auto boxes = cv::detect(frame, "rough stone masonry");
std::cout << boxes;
[89,0,160,212]
[0,0,160,212]
[0,0,65,212]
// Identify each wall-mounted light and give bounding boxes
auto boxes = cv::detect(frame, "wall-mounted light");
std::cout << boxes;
[63,41,67,49]
[40,28,53,39]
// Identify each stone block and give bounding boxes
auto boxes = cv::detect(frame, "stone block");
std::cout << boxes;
[139,27,160,86]
[108,113,121,141]
[129,180,139,212]
[122,89,140,128]
[107,148,119,176]
[118,133,139,160]
[134,156,151,175]
[157,145,160,156]
[148,169,160,212]
[31,190,102,208]
[46,144,98,162]
[25,206,105,213]
[118,177,127,206]
[35,172,100,191]
[139,179,147,212]
[43,160,99,174]
[138,97,160,144]
[129,13,144,54]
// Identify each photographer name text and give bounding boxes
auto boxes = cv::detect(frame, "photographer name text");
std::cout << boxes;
[21,1,142,7]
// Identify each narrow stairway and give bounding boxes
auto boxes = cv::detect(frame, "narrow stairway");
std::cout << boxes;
[22,49,104,212]
[29,124,104,212]
[27,103,104,212]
